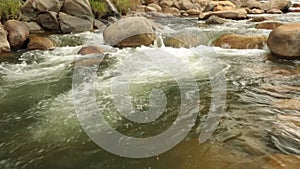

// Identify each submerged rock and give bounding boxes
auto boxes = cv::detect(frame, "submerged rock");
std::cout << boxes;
[199,9,247,20]
[103,17,159,47]
[255,22,283,30]
[0,24,10,53]
[4,20,30,49]
[205,15,227,24]
[267,23,300,59]
[27,36,54,50]
[78,45,104,55]
[214,34,267,49]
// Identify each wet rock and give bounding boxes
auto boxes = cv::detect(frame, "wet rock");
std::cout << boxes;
[248,8,264,14]
[62,0,94,22]
[59,12,93,33]
[205,15,227,24]
[93,19,106,30]
[0,24,10,53]
[288,8,300,13]
[23,22,45,34]
[210,1,237,11]
[4,20,30,49]
[187,9,201,16]
[293,3,300,8]
[78,45,104,55]
[267,23,300,58]
[27,36,54,50]
[214,34,267,49]
[270,113,300,155]
[163,7,181,16]
[103,17,158,47]
[148,3,162,12]
[266,9,283,14]
[249,16,273,22]
[262,0,292,12]
[255,22,283,30]
[246,0,263,9]
[263,154,300,169]
[37,11,60,32]
[199,9,247,20]
[145,6,157,12]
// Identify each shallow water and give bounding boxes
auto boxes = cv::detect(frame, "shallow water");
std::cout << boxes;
[1,13,300,169]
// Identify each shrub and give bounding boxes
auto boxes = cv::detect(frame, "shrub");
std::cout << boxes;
[0,0,22,23]
[112,0,140,15]
[90,0,108,18]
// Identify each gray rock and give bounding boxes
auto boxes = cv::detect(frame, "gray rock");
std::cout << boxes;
[103,17,158,47]
[4,20,30,49]
[35,0,63,12]
[24,22,45,33]
[205,15,227,24]
[59,12,93,33]
[37,11,60,32]
[0,24,10,53]
[62,0,94,21]
[262,0,292,12]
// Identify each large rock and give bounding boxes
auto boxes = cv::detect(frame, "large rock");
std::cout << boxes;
[24,22,45,33]
[62,0,94,21]
[35,0,63,12]
[0,24,10,53]
[163,7,181,16]
[199,9,247,20]
[267,23,300,58]
[178,0,195,11]
[262,0,292,12]
[59,12,93,33]
[205,15,227,24]
[103,17,158,47]
[4,20,30,49]
[255,22,283,30]
[78,45,104,55]
[37,11,60,32]
[27,36,54,50]
[214,33,267,49]
[210,1,237,11]
[246,0,263,9]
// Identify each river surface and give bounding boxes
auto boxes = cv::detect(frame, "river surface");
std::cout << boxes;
[1,12,300,169]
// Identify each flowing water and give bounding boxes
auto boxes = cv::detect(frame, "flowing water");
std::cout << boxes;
[1,12,300,169]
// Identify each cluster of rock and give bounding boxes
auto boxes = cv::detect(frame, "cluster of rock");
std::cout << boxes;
[137,0,294,18]
[0,20,54,53]
[21,0,97,33]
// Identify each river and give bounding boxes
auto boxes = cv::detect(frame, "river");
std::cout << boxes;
[1,12,300,169]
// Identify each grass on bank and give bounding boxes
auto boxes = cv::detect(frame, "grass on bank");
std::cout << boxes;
[0,0,22,23]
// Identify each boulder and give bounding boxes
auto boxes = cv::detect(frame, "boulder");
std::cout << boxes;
[62,0,94,21]
[210,1,236,11]
[27,36,54,50]
[93,19,106,30]
[187,9,201,16]
[262,0,292,12]
[145,6,158,12]
[214,34,267,49]
[37,11,60,32]
[103,17,158,47]
[255,22,283,30]
[0,24,10,53]
[24,22,45,33]
[35,0,63,12]
[267,23,300,58]
[78,45,104,55]
[163,7,181,16]
[199,9,247,20]
[4,20,30,49]
[205,15,227,24]
[21,0,38,20]
[266,9,283,14]
[159,0,173,9]
[246,0,262,9]
[178,0,195,11]
[248,8,264,14]
[59,12,93,33]
[148,3,162,12]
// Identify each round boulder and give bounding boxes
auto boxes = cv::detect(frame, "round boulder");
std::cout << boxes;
[78,45,104,55]
[27,36,54,50]
[103,17,159,47]
[4,20,30,49]
[267,23,300,58]
[0,24,10,53]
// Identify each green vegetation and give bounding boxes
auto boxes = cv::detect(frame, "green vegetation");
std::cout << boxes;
[0,0,22,23]
[90,0,109,18]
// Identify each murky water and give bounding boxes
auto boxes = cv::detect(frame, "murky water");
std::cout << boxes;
[1,13,300,169]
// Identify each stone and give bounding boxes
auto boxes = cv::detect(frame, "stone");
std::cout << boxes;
[23,22,45,33]
[210,1,237,11]
[163,7,181,16]
[59,12,93,33]
[249,16,272,22]
[27,36,54,50]
[187,9,201,16]
[37,11,60,32]
[4,20,30,49]
[262,0,292,12]
[266,9,283,14]
[145,6,157,12]
[205,15,227,24]
[148,3,162,12]
[246,0,262,9]
[214,34,267,49]
[35,0,63,12]
[263,154,300,169]
[199,9,247,20]
[93,19,106,30]
[178,0,195,11]
[159,0,173,9]
[267,23,300,58]
[62,0,94,21]
[103,17,158,47]
[248,8,264,14]
[78,45,104,55]
[0,24,10,53]
[21,0,38,20]
[255,22,283,30]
